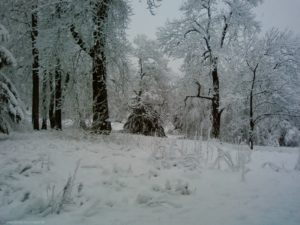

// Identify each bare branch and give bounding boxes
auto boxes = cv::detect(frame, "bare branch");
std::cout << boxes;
[184,80,213,106]
[184,27,201,38]
[220,12,232,48]
[219,107,225,115]
[254,113,300,124]
[70,24,91,57]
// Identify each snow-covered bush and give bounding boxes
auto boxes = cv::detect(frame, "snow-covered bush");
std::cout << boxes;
[124,96,165,137]
[124,35,169,137]
[272,120,300,147]
[283,127,300,147]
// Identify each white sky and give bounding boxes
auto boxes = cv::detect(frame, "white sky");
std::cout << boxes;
[127,0,300,74]
[128,0,300,40]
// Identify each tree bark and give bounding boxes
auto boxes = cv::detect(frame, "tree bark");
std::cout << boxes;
[70,0,112,134]
[248,63,259,150]
[41,70,47,130]
[49,72,55,129]
[211,60,222,139]
[31,3,39,130]
[90,0,112,134]
[249,88,255,150]
[54,58,62,130]
[183,66,222,139]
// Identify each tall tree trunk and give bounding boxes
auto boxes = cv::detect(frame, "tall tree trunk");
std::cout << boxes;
[69,0,112,134]
[49,72,55,129]
[249,86,254,150]
[31,3,39,130]
[54,59,62,130]
[41,70,47,129]
[248,63,258,150]
[91,0,112,134]
[211,60,222,138]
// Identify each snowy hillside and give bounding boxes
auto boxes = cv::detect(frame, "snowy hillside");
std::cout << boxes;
[0,130,299,225]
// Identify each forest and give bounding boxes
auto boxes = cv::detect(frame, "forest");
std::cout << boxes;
[0,1,300,224]
[1,0,300,148]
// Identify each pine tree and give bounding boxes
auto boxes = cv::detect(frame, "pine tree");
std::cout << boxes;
[0,24,24,134]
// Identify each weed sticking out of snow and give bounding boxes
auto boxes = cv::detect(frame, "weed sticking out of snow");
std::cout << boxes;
[43,160,81,215]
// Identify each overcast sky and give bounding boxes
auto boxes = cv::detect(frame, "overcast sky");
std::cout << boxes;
[128,0,300,41]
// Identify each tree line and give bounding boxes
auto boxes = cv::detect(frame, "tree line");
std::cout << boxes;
[1,0,300,149]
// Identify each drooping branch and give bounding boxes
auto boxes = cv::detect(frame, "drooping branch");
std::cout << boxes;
[246,60,259,73]
[219,107,225,115]
[273,58,298,70]
[205,0,211,40]
[193,19,205,32]
[220,12,232,48]
[254,113,300,125]
[203,37,212,56]
[70,24,92,57]
[184,27,201,38]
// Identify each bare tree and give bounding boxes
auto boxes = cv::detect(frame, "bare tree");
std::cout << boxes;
[158,0,261,138]
[244,30,300,149]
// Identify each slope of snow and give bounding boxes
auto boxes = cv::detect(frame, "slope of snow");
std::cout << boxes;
[0,130,299,225]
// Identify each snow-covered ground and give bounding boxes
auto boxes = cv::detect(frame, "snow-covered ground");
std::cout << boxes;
[0,130,299,225]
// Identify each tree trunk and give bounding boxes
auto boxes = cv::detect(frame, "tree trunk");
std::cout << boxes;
[211,61,221,138]
[54,58,62,130]
[49,72,55,129]
[69,0,112,134]
[41,70,47,130]
[31,3,39,130]
[249,87,254,149]
[91,0,112,134]
[248,64,258,150]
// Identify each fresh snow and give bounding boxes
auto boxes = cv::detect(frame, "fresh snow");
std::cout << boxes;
[0,130,299,225]
[0,25,9,43]
[0,47,16,67]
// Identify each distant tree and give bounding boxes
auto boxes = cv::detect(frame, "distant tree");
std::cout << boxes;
[158,0,262,138]
[242,29,300,149]
[124,35,169,137]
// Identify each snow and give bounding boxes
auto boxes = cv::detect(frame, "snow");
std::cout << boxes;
[0,25,9,43]
[0,47,16,67]
[0,130,299,225]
